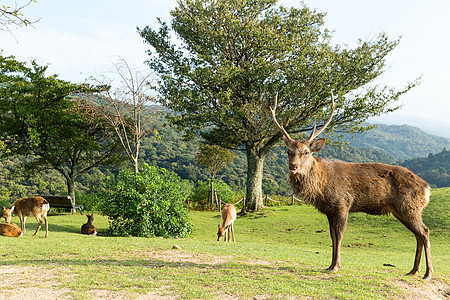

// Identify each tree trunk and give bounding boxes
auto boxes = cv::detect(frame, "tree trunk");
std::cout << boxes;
[244,147,265,211]
[66,176,76,213]
[210,178,215,208]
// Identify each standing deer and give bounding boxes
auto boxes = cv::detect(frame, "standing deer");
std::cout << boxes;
[217,204,237,242]
[270,91,433,279]
[81,214,97,235]
[3,196,50,238]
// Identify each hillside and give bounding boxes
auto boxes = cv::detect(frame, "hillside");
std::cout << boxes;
[401,148,450,188]
[348,124,450,161]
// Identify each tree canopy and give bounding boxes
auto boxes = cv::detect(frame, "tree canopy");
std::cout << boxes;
[0,54,125,202]
[140,0,417,210]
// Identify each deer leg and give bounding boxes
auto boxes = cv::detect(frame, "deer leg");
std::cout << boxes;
[326,212,348,273]
[19,215,26,233]
[43,214,48,238]
[231,223,235,243]
[327,215,337,271]
[394,212,433,280]
[33,216,42,236]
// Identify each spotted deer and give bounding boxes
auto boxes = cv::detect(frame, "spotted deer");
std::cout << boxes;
[0,210,22,237]
[270,91,433,279]
[217,204,236,242]
[3,196,50,238]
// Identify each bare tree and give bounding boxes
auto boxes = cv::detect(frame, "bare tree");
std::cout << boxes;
[271,91,433,280]
[90,57,160,174]
[1,0,37,33]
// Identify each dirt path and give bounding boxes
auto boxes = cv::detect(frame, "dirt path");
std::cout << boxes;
[0,257,448,299]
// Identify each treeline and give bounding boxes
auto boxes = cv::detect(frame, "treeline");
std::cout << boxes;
[401,148,450,188]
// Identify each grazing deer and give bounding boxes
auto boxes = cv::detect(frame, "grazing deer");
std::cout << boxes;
[217,204,237,242]
[81,214,97,235]
[270,91,433,279]
[0,222,22,237]
[3,197,50,238]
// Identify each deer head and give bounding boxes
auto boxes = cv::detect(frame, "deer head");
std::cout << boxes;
[270,91,335,175]
[2,206,12,224]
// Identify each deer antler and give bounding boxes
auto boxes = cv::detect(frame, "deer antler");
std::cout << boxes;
[270,93,294,143]
[305,90,335,143]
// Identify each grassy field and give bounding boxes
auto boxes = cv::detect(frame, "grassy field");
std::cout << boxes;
[0,188,449,299]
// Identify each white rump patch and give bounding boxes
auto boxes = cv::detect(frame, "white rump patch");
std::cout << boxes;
[424,187,431,205]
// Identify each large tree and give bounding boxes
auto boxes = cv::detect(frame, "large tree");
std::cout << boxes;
[0,54,124,203]
[140,0,417,210]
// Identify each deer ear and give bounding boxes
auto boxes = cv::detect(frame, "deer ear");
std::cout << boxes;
[310,138,325,153]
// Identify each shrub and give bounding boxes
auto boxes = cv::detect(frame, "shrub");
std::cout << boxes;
[102,164,193,238]
[76,193,104,212]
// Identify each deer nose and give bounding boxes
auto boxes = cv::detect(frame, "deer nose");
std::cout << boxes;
[289,164,297,171]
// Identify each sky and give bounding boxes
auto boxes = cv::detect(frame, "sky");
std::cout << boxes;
[1,0,450,137]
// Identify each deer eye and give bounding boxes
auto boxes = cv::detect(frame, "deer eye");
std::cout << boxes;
[304,151,310,157]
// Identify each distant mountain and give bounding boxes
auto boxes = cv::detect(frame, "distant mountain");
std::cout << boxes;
[348,124,450,161]
[401,148,450,188]
[369,115,450,139]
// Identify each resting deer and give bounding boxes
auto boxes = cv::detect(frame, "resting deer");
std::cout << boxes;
[0,223,22,237]
[217,204,236,242]
[270,91,433,279]
[3,196,50,238]
[81,214,97,235]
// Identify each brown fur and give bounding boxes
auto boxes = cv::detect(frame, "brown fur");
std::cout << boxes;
[217,204,237,242]
[3,196,50,238]
[81,214,97,235]
[0,222,22,237]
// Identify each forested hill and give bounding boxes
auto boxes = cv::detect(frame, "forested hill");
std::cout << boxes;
[348,124,450,161]
[401,148,450,188]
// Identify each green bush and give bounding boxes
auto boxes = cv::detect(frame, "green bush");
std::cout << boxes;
[76,193,104,212]
[102,164,193,238]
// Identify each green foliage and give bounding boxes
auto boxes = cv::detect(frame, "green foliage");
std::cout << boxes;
[196,144,236,179]
[401,148,450,188]
[189,179,239,209]
[102,164,193,238]
[0,54,124,202]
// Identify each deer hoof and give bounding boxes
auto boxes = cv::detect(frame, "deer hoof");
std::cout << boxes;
[325,266,339,273]
[406,270,419,276]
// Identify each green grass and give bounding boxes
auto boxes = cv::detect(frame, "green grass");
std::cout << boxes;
[0,188,449,299]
